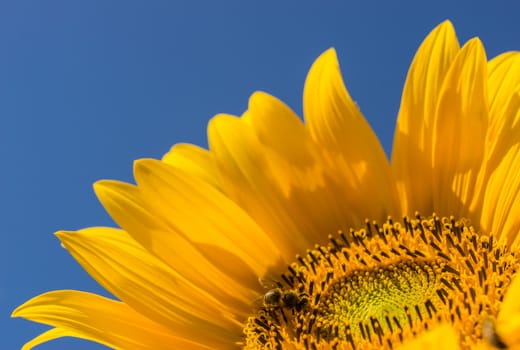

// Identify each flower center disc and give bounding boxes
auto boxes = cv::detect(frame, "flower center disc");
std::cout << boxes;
[243,215,519,349]
[319,260,442,343]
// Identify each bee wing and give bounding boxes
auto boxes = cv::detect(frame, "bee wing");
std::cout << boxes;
[251,294,265,309]
[482,318,507,348]
[258,276,282,289]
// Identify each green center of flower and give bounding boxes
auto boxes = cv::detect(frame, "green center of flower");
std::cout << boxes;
[242,215,519,349]
[318,260,442,343]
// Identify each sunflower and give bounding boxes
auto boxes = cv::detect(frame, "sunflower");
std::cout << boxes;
[13,20,520,350]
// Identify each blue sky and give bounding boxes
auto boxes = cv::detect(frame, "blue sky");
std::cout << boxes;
[2,1,519,349]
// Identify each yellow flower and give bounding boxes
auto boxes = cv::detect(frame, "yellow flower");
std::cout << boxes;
[13,20,520,349]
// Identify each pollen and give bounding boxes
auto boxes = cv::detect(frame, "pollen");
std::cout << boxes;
[243,215,520,349]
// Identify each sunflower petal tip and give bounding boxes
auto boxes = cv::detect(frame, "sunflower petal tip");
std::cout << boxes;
[11,295,36,318]
[207,114,222,133]
[54,231,76,251]
[207,113,240,136]
[133,158,157,174]
[430,20,456,42]
[249,90,267,99]
[440,19,454,27]
[248,90,286,113]
[208,113,231,124]
[92,180,106,191]
[324,47,336,55]
[54,230,68,239]
[133,158,145,169]
[466,36,485,50]
[320,47,338,64]
[11,304,22,318]
[248,90,271,107]
[93,179,125,199]
[305,47,342,94]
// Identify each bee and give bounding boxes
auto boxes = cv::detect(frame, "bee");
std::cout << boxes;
[482,318,508,349]
[260,277,309,312]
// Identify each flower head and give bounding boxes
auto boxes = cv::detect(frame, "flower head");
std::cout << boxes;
[13,21,520,349]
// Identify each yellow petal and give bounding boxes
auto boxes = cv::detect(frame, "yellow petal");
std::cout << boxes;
[162,143,221,189]
[496,272,520,347]
[477,103,520,246]
[21,328,70,350]
[56,228,244,344]
[95,181,263,311]
[243,92,328,202]
[471,53,520,244]
[303,48,400,222]
[392,21,460,215]
[431,38,488,217]
[241,92,367,245]
[397,324,460,350]
[94,175,270,295]
[487,52,520,149]
[208,112,314,255]
[94,179,168,233]
[243,91,308,163]
[132,159,283,279]
[13,290,196,350]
